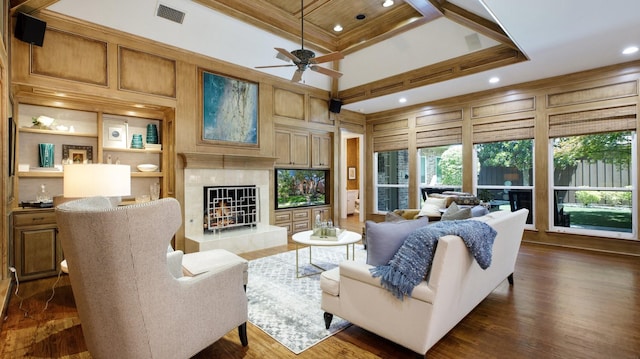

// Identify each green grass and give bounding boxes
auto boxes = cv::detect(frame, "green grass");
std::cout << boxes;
[494,204,632,231]
[562,206,632,230]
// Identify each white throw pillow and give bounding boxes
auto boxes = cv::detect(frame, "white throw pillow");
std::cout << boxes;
[418,197,446,217]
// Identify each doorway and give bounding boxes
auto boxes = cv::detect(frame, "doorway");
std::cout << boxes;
[340,130,364,222]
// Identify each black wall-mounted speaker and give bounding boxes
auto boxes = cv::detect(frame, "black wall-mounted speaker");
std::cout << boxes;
[329,98,342,113]
[14,12,46,47]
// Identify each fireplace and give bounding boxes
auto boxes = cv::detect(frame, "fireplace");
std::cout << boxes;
[204,185,258,233]
[180,153,287,254]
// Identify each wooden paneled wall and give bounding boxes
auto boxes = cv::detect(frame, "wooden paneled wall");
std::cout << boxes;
[5,10,366,255]
[366,62,640,255]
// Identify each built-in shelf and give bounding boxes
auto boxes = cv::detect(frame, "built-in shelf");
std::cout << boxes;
[19,127,97,138]
[19,171,163,178]
[104,147,162,154]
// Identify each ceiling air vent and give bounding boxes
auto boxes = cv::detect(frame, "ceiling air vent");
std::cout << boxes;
[156,4,185,24]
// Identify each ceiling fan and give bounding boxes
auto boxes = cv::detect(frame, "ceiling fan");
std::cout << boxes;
[255,0,344,82]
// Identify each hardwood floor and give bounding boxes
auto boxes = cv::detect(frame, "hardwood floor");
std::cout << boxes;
[1,215,639,358]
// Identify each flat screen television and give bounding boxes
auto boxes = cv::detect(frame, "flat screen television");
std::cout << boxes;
[275,168,329,209]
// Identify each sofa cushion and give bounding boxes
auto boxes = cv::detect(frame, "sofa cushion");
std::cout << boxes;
[320,267,341,296]
[441,202,471,221]
[471,205,490,217]
[366,217,429,266]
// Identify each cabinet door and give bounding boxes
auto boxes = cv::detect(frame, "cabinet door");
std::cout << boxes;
[312,133,331,168]
[14,225,61,281]
[290,131,310,167]
[275,129,309,167]
[274,130,292,166]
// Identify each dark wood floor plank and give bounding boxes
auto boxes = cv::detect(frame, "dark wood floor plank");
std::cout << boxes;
[1,216,638,358]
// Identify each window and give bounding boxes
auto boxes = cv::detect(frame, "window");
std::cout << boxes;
[418,144,462,201]
[374,150,409,212]
[474,140,534,224]
[551,131,637,238]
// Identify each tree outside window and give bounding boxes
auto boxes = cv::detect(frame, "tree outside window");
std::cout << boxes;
[418,145,462,198]
[552,131,636,236]
[475,139,534,223]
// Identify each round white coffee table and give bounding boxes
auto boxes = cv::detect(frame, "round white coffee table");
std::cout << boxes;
[291,229,361,278]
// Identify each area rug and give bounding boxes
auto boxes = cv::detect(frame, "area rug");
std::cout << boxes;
[247,244,367,354]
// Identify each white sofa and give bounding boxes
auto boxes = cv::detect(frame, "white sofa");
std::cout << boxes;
[320,209,529,355]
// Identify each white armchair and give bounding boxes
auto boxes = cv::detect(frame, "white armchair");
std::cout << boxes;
[56,197,248,359]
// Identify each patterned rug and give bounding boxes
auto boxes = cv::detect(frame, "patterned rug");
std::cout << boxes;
[247,244,367,354]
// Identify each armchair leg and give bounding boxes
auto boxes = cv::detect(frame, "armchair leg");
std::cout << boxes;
[324,312,334,329]
[238,322,248,346]
[507,273,514,285]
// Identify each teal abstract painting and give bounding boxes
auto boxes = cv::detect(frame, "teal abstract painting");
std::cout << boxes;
[202,71,258,145]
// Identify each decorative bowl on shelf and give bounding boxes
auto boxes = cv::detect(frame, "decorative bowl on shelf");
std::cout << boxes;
[137,164,158,172]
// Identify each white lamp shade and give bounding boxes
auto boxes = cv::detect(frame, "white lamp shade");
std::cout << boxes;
[63,164,131,198]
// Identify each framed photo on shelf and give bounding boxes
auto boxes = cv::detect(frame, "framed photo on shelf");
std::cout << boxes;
[103,122,128,149]
[63,144,93,164]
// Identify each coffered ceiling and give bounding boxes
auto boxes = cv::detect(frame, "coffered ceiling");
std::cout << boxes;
[11,0,640,114]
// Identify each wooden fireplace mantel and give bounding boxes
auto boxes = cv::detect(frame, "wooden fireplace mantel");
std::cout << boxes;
[179,152,277,170]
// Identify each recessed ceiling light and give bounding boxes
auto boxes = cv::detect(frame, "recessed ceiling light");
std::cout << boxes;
[333,24,343,32]
[355,14,366,20]
[382,0,394,7]
[489,77,500,84]
[622,46,639,55]
[399,97,407,103]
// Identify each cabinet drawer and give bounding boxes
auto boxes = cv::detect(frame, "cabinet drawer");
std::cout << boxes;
[293,221,310,232]
[274,211,292,223]
[13,210,56,227]
[292,209,309,221]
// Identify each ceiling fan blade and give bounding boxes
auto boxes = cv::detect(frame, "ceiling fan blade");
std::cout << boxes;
[310,65,343,78]
[275,47,300,63]
[255,64,296,69]
[311,51,344,64]
[291,70,304,82]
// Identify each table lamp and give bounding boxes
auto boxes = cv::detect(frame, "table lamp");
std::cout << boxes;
[62,164,131,206]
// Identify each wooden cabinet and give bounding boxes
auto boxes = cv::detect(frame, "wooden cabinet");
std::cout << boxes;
[275,128,331,169]
[311,133,332,168]
[292,208,311,233]
[275,129,309,167]
[274,210,293,234]
[12,209,62,281]
[275,206,331,235]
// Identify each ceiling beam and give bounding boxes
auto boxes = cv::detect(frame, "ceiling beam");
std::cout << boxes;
[338,44,527,105]
[337,4,430,54]
[10,0,58,15]
[403,0,443,21]
[193,0,337,53]
[440,1,519,51]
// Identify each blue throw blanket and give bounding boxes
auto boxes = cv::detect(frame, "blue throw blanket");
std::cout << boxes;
[370,220,497,299]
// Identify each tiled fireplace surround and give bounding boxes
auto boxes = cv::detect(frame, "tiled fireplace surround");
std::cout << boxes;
[181,153,287,254]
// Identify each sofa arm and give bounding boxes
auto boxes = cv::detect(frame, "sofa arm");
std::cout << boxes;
[339,261,435,303]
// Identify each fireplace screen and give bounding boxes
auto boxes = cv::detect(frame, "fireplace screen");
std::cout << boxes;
[204,185,258,232]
